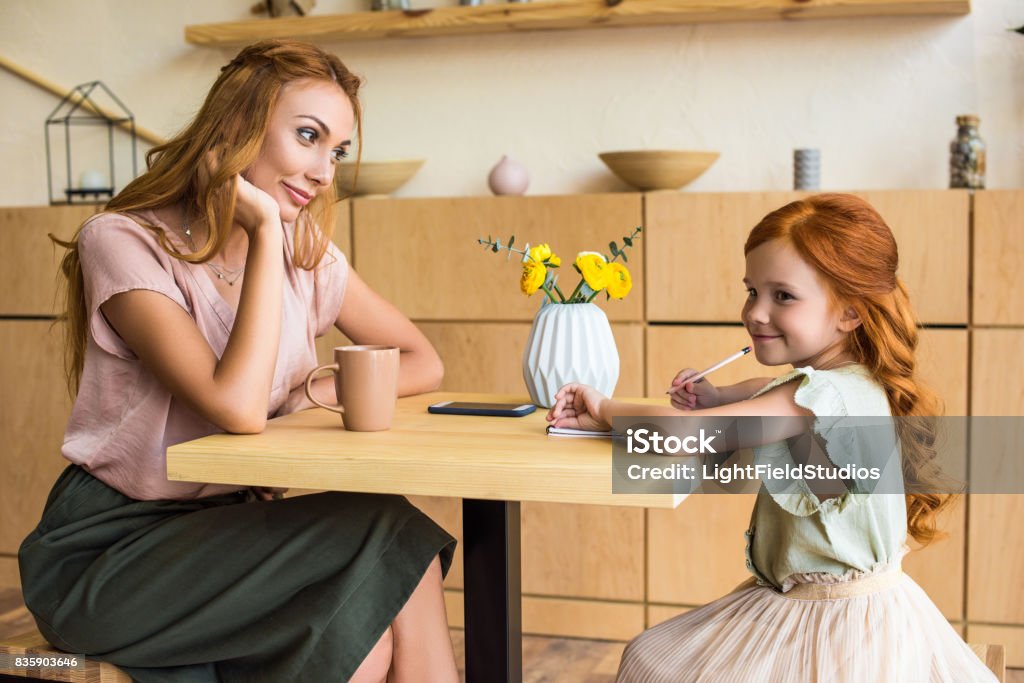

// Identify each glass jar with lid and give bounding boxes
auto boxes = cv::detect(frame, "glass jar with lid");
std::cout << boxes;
[949,114,986,189]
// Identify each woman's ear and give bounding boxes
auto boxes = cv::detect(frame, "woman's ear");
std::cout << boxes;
[839,306,862,332]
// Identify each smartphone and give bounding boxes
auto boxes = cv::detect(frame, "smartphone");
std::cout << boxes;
[428,401,537,417]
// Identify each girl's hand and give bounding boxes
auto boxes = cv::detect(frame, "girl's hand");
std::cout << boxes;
[668,369,721,410]
[546,383,611,431]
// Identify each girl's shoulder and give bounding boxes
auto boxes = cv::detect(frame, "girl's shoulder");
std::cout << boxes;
[752,364,890,418]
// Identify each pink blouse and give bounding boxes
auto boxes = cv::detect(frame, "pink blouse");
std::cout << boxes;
[62,209,348,500]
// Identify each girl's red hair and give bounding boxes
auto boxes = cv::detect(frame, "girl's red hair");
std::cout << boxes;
[745,193,954,545]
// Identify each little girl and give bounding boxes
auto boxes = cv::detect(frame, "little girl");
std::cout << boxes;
[547,194,996,682]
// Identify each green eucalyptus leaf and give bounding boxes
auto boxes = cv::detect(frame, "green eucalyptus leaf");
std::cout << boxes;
[623,237,633,247]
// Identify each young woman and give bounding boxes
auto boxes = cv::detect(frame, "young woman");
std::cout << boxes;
[19,40,458,683]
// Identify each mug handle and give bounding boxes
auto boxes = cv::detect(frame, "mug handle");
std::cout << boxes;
[304,363,345,414]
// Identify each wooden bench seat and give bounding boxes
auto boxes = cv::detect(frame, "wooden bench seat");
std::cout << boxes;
[0,629,130,683]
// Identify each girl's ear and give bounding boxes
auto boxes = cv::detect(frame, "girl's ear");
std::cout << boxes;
[839,306,862,332]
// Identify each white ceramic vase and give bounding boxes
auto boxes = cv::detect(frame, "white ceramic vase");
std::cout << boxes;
[522,302,619,409]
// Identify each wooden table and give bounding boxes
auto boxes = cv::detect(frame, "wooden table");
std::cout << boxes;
[167,392,684,683]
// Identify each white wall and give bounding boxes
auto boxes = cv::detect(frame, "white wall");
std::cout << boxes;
[0,0,1020,205]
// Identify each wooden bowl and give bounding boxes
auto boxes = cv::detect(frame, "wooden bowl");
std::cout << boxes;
[334,159,425,197]
[598,150,719,191]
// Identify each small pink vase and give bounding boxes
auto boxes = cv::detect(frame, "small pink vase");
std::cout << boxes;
[488,155,529,195]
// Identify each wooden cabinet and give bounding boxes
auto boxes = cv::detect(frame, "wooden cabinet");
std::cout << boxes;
[0,322,72,555]
[352,194,644,322]
[967,329,1024,626]
[645,325,779,396]
[0,205,97,316]
[901,329,968,621]
[973,191,1024,326]
[645,191,968,325]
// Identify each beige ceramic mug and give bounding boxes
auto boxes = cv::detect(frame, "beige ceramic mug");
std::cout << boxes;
[304,345,400,431]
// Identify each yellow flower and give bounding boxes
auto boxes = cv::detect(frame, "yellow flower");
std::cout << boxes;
[529,244,561,267]
[606,262,632,299]
[520,260,547,295]
[575,252,610,291]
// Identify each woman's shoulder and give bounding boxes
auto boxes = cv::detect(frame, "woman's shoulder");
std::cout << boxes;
[78,209,166,250]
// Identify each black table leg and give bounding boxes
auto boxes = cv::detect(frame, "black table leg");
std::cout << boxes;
[461,498,522,683]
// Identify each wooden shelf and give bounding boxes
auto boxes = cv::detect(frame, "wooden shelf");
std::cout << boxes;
[185,0,970,46]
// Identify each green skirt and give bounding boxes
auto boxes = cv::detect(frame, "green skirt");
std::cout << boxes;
[19,465,456,683]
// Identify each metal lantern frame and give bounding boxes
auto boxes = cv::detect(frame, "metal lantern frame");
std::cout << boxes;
[45,80,138,205]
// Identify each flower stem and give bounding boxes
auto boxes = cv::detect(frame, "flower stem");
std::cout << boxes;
[552,282,567,303]
[567,278,584,304]
[540,284,559,304]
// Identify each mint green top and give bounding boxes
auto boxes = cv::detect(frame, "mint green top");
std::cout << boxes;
[744,365,908,592]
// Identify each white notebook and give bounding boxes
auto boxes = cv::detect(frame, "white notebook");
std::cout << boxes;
[546,426,617,438]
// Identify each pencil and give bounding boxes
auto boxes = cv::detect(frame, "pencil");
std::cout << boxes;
[665,346,752,395]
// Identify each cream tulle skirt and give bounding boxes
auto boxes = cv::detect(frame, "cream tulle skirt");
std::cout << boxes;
[616,566,997,682]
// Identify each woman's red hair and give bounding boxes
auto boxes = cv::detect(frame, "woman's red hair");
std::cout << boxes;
[745,193,954,545]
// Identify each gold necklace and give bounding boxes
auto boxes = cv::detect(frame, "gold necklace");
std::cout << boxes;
[180,219,246,286]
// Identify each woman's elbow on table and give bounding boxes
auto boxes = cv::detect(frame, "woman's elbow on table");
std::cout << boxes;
[426,353,444,392]
[214,405,268,435]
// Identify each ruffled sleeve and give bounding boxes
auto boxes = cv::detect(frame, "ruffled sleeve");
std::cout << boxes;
[750,366,901,517]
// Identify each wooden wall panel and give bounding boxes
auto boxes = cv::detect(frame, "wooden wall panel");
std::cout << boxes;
[901,328,967,620]
[645,192,797,323]
[858,191,968,325]
[968,329,1024,624]
[331,199,352,263]
[352,195,644,322]
[918,329,968,417]
[521,595,645,641]
[448,591,646,642]
[0,556,20,588]
[645,191,967,325]
[0,205,98,316]
[522,502,645,602]
[646,604,693,629]
[408,495,464,589]
[646,325,779,398]
[902,502,965,621]
[973,190,1024,325]
[967,624,1024,669]
[0,322,72,554]
[419,321,644,399]
[647,494,757,605]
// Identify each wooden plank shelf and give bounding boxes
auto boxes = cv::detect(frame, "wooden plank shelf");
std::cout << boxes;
[185,0,970,46]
